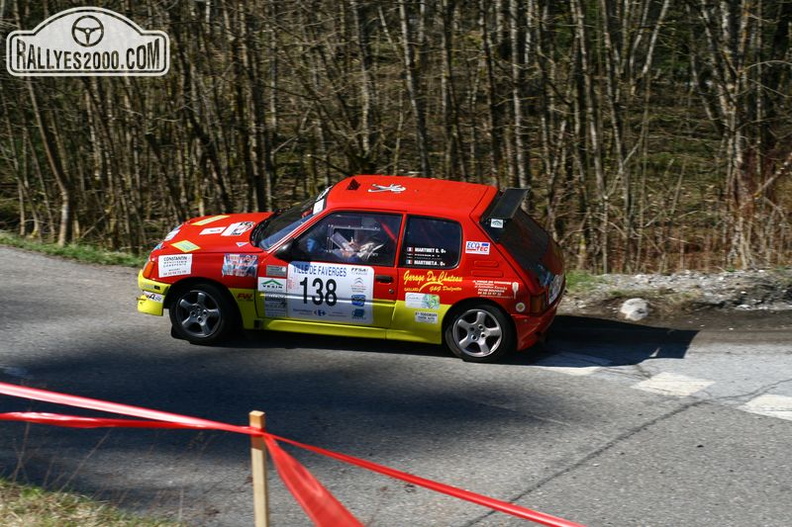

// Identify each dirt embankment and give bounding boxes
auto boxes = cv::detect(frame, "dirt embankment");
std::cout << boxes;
[559,268,792,330]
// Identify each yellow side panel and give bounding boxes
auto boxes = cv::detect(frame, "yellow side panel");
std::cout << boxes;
[229,288,259,329]
[388,300,450,345]
[244,294,451,346]
[261,319,389,340]
[371,299,396,327]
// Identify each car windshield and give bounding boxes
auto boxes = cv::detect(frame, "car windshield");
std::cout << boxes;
[252,188,331,250]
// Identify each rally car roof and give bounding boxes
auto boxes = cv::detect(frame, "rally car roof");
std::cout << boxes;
[325,175,497,217]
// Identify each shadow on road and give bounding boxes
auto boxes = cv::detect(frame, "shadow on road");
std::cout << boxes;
[521,314,699,368]
[232,330,446,356]
[0,303,697,525]
[210,314,699,371]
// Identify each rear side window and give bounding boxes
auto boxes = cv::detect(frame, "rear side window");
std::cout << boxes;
[400,216,461,268]
[500,209,549,258]
[498,208,554,285]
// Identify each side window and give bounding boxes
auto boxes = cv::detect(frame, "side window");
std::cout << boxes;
[400,216,461,269]
[293,212,401,266]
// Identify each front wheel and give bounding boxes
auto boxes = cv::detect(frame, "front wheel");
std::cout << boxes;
[168,283,237,344]
[444,304,516,363]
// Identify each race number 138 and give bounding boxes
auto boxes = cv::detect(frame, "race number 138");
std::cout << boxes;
[287,262,374,323]
[300,277,338,306]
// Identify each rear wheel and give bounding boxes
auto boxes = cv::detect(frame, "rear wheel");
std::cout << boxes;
[168,283,237,344]
[444,304,515,363]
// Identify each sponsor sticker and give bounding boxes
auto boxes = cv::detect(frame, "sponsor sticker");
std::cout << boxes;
[163,226,181,241]
[258,277,286,293]
[473,280,520,298]
[143,291,164,303]
[266,265,287,278]
[405,292,440,310]
[171,240,200,253]
[222,254,258,277]
[368,183,406,193]
[192,215,230,226]
[199,227,225,235]
[259,277,287,317]
[158,254,192,277]
[465,241,491,255]
[402,269,463,293]
[264,293,287,317]
[414,311,438,324]
[351,276,367,293]
[222,221,254,236]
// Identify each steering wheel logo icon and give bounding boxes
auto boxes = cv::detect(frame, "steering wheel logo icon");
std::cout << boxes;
[71,15,104,47]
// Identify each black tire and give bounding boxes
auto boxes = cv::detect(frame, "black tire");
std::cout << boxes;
[168,282,238,345]
[444,303,516,363]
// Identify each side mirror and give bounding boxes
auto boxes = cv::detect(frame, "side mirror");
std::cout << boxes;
[275,239,294,261]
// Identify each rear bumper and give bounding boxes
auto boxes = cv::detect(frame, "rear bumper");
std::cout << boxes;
[136,270,171,316]
[513,306,558,351]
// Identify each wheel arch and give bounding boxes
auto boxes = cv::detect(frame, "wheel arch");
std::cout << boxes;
[442,297,516,337]
[441,297,518,362]
[165,277,241,320]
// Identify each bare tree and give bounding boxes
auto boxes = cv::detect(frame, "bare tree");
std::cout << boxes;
[1,0,789,271]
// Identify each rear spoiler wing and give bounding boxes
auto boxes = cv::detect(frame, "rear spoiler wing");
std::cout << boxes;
[480,188,529,242]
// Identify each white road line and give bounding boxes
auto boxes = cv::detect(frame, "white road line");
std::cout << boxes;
[739,394,792,421]
[534,355,792,423]
[532,352,611,376]
[633,372,715,397]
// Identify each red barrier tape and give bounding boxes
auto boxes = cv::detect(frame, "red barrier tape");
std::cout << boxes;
[0,382,251,434]
[268,433,582,526]
[264,435,363,527]
[0,412,198,429]
[0,382,584,527]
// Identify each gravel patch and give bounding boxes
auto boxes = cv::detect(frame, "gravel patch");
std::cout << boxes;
[560,268,792,322]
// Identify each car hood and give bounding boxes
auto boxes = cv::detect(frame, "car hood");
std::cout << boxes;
[161,212,272,253]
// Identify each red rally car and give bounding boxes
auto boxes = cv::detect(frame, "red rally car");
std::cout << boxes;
[137,175,565,363]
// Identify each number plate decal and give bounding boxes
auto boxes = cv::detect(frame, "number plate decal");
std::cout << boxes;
[286,262,375,324]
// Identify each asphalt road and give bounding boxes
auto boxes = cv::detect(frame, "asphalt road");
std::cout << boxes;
[0,246,790,526]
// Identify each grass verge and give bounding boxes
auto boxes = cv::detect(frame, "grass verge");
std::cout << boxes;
[0,478,182,527]
[0,232,144,267]
[564,269,605,294]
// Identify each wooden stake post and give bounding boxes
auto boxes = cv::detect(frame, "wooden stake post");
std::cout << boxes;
[249,411,270,527]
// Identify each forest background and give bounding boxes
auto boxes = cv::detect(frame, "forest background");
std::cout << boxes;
[1,0,790,273]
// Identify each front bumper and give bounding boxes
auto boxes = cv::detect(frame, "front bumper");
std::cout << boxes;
[137,270,171,316]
